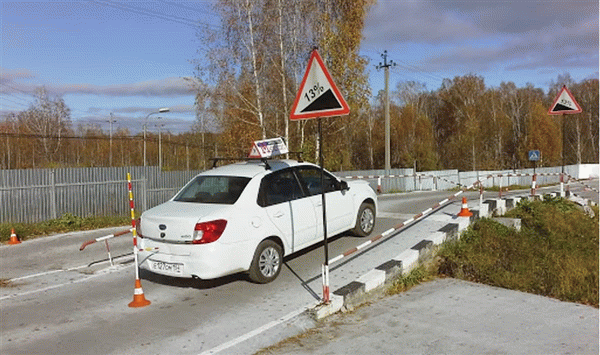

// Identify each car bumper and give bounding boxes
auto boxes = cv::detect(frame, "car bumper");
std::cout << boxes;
[138,237,253,279]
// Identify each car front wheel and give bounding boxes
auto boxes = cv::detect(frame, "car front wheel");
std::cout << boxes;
[352,202,375,237]
[248,240,283,283]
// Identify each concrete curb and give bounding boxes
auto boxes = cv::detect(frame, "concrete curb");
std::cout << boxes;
[311,191,587,320]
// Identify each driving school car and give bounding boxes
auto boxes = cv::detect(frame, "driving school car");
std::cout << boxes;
[137,158,377,283]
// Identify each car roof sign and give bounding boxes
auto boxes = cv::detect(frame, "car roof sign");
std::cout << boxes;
[248,137,289,158]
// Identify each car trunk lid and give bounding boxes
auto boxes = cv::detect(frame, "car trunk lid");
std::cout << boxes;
[140,201,227,243]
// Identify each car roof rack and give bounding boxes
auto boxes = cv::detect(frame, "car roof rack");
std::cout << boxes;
[209,152,304,170]
[210,157,271,170]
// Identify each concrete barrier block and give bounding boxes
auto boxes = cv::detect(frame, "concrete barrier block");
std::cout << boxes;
[333,281,365,302]
[393,249,419,274]
[411,240,434,258]
[312,294,344,319]
[357,269,386,292]
[493,217,521,231]
[485,198,507,216]
[455,216,471,231]
[375,260,403,282]
[476,203,490,218]
[496,199,507,215]
[438,223,459,240]
[429,231,447,245]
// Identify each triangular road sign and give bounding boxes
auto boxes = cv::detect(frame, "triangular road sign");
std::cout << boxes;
[248,137,288,158]
[290,50,350,120]
[548,85,582,115]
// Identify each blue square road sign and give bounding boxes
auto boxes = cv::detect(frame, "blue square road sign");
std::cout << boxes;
[528,150,540,162]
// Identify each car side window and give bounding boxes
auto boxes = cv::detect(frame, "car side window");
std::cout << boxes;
[257,169,304,207]
[294,166,339,196]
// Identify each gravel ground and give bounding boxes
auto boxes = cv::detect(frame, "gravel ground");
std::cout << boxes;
[256,278,599,355]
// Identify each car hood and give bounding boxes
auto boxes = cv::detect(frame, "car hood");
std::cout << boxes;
[140,201,229,243]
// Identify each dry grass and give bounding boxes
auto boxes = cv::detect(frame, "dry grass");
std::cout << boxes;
[437,198,599,307]
[1,214,131,243]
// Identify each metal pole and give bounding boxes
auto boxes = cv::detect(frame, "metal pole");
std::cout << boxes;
[319,118,329,303]
[143,123,147,167]
[158,124,163,171]
[560,113,565,196]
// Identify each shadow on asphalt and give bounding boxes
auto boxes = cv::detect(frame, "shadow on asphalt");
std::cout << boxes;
[137,232,355,293]
[140,268,247,289]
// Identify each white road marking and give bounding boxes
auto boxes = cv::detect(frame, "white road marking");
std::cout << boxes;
[198,302,319,355]
[0,264,131,301]
[8,265,89,282]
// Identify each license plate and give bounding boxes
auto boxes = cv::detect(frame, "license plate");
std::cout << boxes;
[149,260,183,275]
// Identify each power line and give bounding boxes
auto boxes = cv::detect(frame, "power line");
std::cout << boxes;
[0,97,30,109]
[391,60,447,84]
[0,82,36,96]
[160,0,220,17]
[92,0,219,29]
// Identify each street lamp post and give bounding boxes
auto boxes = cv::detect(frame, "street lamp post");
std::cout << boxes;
[143,107,169,166]
[156,122,165,170]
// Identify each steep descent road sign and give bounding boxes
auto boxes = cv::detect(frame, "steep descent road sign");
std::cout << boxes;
[548,85,582,115]
[290,50,349,120]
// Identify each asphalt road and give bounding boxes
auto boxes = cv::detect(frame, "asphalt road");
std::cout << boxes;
[1,180,598,355]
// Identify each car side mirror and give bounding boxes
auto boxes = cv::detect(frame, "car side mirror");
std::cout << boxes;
[340,180,349,191]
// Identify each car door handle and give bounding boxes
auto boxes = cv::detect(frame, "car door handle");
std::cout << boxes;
[273,211,284,218]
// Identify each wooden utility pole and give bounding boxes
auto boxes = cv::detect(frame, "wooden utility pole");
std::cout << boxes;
[377,51,395,171]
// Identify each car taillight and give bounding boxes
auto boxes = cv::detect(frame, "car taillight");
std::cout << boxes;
[136,218,143,238]
[192,219,227,244]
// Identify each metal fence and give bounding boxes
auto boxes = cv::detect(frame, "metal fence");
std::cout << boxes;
[336,164,595,195]
[1,164,597,224]
[0,166,203,223]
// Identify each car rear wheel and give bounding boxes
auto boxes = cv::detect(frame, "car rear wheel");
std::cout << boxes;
[353,202,375,237]
[248,240,283,284]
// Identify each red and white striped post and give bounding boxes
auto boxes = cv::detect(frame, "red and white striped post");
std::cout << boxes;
[560,173,565,197]
[322,263,330,303]
[127,173,151,308]
[478,180,484,211]
[530,173,537,196]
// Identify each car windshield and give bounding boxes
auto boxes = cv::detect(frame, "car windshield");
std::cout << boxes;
[174,176,251,204]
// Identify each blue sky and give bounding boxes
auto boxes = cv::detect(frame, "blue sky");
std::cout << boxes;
[1,0,598,135]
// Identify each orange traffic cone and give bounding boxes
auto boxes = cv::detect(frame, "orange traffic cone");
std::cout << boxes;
[8,228,21,245]
[128,279,151,308]
[457,197,473,217]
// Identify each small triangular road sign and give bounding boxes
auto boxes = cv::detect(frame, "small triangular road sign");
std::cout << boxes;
[248,137,288,158]
[290,50,350,120]
[548,85,582,115]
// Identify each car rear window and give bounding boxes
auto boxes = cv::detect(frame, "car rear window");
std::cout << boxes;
[174,176,251,204]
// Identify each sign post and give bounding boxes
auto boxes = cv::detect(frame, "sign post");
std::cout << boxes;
[290,48,349,304]
[548,85,582,197]
[528,150,540,174]
[528,150,540,196]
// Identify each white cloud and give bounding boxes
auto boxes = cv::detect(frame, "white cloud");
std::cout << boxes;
[1,73,200,98]
[364,0,599,74]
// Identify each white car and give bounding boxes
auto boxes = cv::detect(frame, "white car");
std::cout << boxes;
[138,159,377,283]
